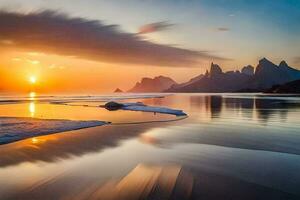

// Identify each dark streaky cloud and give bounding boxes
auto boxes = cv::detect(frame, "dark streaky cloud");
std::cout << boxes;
[294,56,300,64]
[0,10,228,67]
[138,21,174,34]
[216,27,230,32]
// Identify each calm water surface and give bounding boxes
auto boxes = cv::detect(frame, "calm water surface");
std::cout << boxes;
[0,93,300,200]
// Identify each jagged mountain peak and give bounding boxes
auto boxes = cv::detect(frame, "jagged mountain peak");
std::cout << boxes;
[258,57,276,66]
[210,62,223,75]
[141,76,172,82]
[114,88,123,93]
[255,58,278,75]
[245,64,254,68]
[154,75,173,80]
[128,75,177,92]
[141,77,152,82]
[241,65,254,76]
[279,60,289,68]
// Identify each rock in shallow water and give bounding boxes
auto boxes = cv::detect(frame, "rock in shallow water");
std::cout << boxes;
[103,101,187,116]
[104,101,124,110]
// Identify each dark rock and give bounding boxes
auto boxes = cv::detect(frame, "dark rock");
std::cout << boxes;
[104,101,124,111]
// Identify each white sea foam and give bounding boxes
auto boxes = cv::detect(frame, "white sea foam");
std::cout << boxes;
[122,103,187,116]
[0,117,108,144]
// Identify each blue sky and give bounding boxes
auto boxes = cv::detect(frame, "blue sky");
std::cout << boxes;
[1,0,300,69]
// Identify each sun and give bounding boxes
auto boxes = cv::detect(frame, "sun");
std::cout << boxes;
[29,76,37,84]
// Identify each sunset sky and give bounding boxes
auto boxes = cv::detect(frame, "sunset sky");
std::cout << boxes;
[0,0,299,93]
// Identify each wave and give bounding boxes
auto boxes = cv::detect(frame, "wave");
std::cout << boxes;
[0,117,109,145]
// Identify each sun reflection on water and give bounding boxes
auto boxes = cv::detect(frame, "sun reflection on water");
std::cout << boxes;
[29,102,35,117]
[31,137,39,144]
[29,92,36,100]
[28,92,36,117]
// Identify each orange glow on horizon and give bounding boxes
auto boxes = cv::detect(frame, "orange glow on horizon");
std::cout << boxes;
[0,49,214,93]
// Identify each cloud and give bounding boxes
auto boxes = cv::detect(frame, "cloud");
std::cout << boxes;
[27,52,45,56]
[49,64,65,70]
[0,39,14,45]
[0,10,228,67]
[215,27,230,32]
[138,21,174,34]
[26,59,40,65]
[294,56,300,64]
[11,57,22,62]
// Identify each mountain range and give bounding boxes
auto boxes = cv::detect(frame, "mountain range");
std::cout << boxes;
[266,79,300,93]
[128,76,177,93]
[127,58,300,93]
